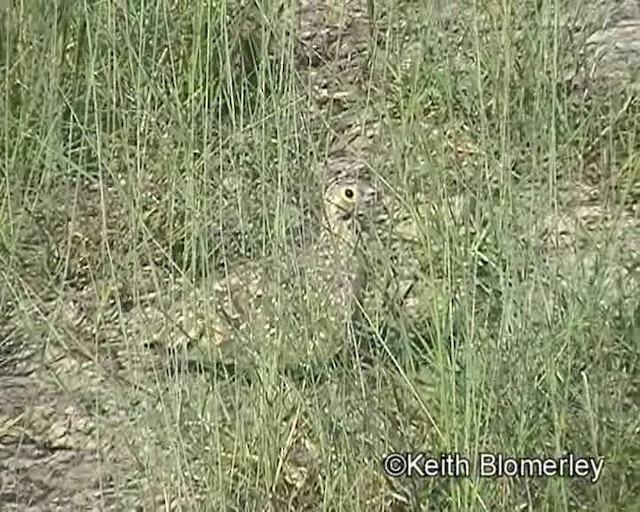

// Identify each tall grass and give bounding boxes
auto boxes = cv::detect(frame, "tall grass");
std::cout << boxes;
[1,0,638,510]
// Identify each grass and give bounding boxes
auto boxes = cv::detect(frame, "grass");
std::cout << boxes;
[1,0,638,510]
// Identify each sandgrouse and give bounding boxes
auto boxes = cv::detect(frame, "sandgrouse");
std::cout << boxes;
[127,177,378,368]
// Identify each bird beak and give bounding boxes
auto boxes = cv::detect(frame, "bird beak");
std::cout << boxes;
[365,184,381,204]
[355,185,380,219]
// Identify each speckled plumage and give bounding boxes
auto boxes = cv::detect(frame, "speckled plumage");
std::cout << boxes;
[127,178,378,367]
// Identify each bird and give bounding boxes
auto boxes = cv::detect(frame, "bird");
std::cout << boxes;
[122,177,379,370]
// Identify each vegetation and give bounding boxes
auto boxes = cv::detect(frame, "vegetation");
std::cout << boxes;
[1,0,638,510]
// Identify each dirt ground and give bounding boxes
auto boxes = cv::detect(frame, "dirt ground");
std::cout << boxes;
[0,375,118,510]
[0,325,122,510]
[1,0,639,509]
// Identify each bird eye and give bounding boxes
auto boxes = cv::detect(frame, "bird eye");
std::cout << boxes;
[343,187,355,200]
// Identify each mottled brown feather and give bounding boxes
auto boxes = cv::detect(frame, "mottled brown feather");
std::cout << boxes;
[127,179,377,366]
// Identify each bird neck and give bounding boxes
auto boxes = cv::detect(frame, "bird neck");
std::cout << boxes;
[322,221,360,253]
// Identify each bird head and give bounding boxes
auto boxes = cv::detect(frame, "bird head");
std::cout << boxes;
[323,179,378,244]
